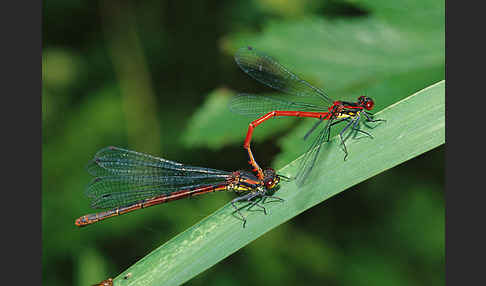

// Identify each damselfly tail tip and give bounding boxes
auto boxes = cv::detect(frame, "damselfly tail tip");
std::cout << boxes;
[75,216,88,227]
[91,278,113,286]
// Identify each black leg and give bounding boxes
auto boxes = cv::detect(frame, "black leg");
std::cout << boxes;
[262,195,285,203]
[231,193,255,227]
[338,117,358,161]
[330,117,350,127]
[247,194,286,214]
[353,128,374,138]
[325,118,349,142]
[231,191,267,227]
[351,115,374,139]
[247,198,267,214]
[363,112,386,123]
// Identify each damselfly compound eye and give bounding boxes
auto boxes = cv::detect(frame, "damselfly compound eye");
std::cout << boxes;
[265,179,274,188]
[365,98,374,110]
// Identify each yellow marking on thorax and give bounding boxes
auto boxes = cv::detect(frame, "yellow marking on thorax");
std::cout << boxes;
[227,181,253,193]
[337,110,360,119]
[234,185,252,192]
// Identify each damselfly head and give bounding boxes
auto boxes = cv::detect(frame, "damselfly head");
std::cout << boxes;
[358,96,374,111]
[262,168,279,190]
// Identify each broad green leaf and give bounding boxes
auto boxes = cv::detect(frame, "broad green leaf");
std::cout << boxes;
[226,16,443,95]
[347,0,445,31]
[112,80,444,286]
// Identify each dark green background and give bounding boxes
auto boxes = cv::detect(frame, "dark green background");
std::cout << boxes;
[42,0,444,285]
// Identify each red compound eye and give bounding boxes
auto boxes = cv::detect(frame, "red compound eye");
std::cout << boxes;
[358,96,374,110]
[366,100,374,110]
[266,179,274,187]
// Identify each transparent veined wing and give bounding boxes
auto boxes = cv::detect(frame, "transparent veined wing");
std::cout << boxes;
[85,146,231,208]
[87,146,230,177]
[229,93,324,117]
[235,46,332,104]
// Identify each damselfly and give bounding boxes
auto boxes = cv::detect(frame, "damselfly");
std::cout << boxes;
[75,146,283,228]
[231,46,384,184]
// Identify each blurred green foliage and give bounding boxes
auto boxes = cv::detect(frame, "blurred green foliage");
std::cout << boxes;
[42,0,444,285]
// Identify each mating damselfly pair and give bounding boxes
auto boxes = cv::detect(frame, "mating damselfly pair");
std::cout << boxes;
[76,46,383,228]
